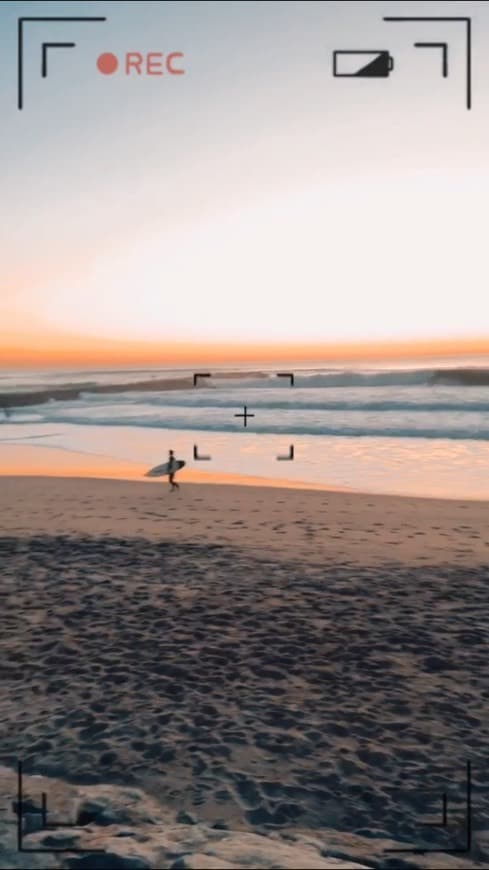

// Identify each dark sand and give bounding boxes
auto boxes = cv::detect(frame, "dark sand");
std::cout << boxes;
[0,477,488,868]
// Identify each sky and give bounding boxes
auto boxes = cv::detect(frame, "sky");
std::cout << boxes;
[1,0,489,365]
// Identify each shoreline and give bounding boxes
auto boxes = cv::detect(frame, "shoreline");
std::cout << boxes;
[0,442,350,493]
[1,442,489,503]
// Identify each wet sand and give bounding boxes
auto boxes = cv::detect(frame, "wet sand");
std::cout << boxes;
[0,474,488,868]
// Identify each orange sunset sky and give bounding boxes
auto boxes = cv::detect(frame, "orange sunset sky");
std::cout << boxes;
[1,308,489,368]
[2,2,489,370]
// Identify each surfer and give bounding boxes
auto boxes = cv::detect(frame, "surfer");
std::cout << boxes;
[168,449,180,491]
[144,453,185,484]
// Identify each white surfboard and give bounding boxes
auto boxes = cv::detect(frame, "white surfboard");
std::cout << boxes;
[145,459,186,478]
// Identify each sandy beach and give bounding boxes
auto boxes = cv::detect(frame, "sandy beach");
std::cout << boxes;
[0,467,488,869]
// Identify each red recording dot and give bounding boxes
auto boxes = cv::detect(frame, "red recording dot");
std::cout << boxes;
[97,52,118,74]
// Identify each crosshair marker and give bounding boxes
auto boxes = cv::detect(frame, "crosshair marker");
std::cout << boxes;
[41,42,75,77]
[276,372,295,386]
[193,373,211,386]
[414,42,448,77]
[277,445,294,461]
[17,16,106,109]
[234,406,255,427]
[16,760,103,853]
[193,444,211,461]
[386,760,472,854]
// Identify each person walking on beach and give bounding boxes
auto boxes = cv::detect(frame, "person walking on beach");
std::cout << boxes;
[168,449,180,492]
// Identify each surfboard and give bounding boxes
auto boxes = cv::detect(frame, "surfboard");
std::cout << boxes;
[145,459,186,478]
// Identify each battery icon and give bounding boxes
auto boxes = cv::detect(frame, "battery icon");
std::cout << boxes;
[333,50,394,77]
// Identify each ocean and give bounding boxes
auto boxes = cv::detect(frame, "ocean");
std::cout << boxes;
[1,362,489,498]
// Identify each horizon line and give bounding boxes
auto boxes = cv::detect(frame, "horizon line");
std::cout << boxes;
[1,335,489,368]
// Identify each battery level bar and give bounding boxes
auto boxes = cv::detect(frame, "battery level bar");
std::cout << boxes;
[333,50,394,77]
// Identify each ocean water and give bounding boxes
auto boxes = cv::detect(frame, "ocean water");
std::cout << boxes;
[1,362,489,498]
